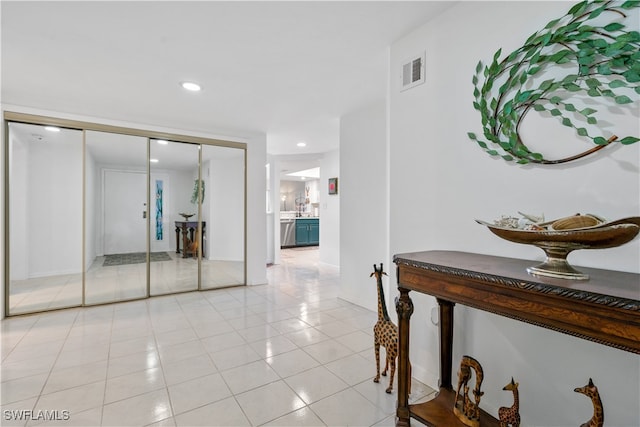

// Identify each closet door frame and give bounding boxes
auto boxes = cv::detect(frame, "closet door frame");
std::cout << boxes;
[3,111,247,316]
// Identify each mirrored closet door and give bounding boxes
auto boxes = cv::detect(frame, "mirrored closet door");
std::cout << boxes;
[84,131,148,305]
[4,113,247,316]
[7,123,83,315]
[149,139,201,296]
[200,144,246,289]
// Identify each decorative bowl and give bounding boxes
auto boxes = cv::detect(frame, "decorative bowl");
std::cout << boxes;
[179,213,195,221]
[476,216,640,280]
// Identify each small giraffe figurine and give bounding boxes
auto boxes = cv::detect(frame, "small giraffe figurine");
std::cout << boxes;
[371,263,400,393]
[498,377,520,427]
[453,355,485,427]
[574,378,604,427]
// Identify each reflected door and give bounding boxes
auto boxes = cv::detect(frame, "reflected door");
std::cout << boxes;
[84,131,148,305]
[104,170,147,254]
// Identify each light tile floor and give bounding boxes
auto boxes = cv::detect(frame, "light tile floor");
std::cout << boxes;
[1,248,434,426]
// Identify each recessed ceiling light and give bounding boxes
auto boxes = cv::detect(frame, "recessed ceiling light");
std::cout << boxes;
[181,81,201,91]
[301,177,306,180]
[297,142,307,147]
[150,158,159,163]
[156,140,169,145]
[45,126,60,132]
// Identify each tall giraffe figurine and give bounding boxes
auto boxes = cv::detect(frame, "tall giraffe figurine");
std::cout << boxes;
[574,378,604,427]
[498,378,520,427]
[371,263,406,393]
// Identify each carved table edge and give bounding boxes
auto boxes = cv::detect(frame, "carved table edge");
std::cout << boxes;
[393,256,640,311]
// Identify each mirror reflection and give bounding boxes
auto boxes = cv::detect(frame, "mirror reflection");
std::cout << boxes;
[84,131,148,305]
[149,140,200,296]
[5,117,247,316]
[200,144,245,289]
[8,123,83,315]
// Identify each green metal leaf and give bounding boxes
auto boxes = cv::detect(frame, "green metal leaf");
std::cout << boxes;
[550,96,562,104]
[624,70,640,83]
[586,78,601,88]
[468,132,477,140]
[565,103,576,112]
[587,88,601,97]
[597,63,612,75]
[550,109,562,116]
[622,1,640,9]
[568,1,588,16]
[619,136,640,145]
[577,128,588,137]
[615,95,633,104]
[545,18,561,29]
[564,83,582,92]
[476,61,483,74]
[562,117,573,127]
[580,108,597,116]
[609,79,627,88]
[517,91,533,103]
[486,150,499,156]
[587,116,598,125]
[528,66,541,75]
[594,137,608,145]
[604,22,625,32]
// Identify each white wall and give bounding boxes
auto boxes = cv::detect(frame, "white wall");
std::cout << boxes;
[26,132,83,277]
[387,2,639,425]
[339,101,390,312]
[319,149,340,266]
[8,129,28,280]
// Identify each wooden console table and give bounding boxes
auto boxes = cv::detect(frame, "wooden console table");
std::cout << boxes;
[393,250,640,427]
[175,221,206,258]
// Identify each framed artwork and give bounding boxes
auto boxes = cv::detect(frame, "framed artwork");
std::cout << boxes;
[328,177,338,195]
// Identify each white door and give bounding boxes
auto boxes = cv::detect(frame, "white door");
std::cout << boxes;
[104,170,147,254]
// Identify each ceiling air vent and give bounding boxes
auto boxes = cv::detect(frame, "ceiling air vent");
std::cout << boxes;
[401,52,425,91]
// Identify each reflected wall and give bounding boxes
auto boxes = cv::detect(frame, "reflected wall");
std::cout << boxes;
[8,123,83,314]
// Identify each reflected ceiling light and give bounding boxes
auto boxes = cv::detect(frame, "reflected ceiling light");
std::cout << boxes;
[181,81,201,91]
[301,177,306,180]
[156,140,169,145]
[297,141,307,147]
[150,158,159,163]
[44,126,60,132]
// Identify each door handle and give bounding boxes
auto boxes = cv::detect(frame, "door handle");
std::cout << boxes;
[143,211,147,219]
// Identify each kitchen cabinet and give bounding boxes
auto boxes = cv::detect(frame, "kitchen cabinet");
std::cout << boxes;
[295,218,319,246]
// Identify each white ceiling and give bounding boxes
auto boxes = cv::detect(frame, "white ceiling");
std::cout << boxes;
[1,1,455,159]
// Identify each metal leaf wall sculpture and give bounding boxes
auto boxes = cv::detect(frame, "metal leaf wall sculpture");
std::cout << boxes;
[468,0,639,165]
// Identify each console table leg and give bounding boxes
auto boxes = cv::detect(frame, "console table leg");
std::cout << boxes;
[396,287,414,426]
[437,298,455,390]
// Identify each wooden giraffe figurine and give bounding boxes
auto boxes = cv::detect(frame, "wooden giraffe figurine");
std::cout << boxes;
[453,355,485,427]
[498,378,520,427]
[371,263,403,393]
[574,378,604,427]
